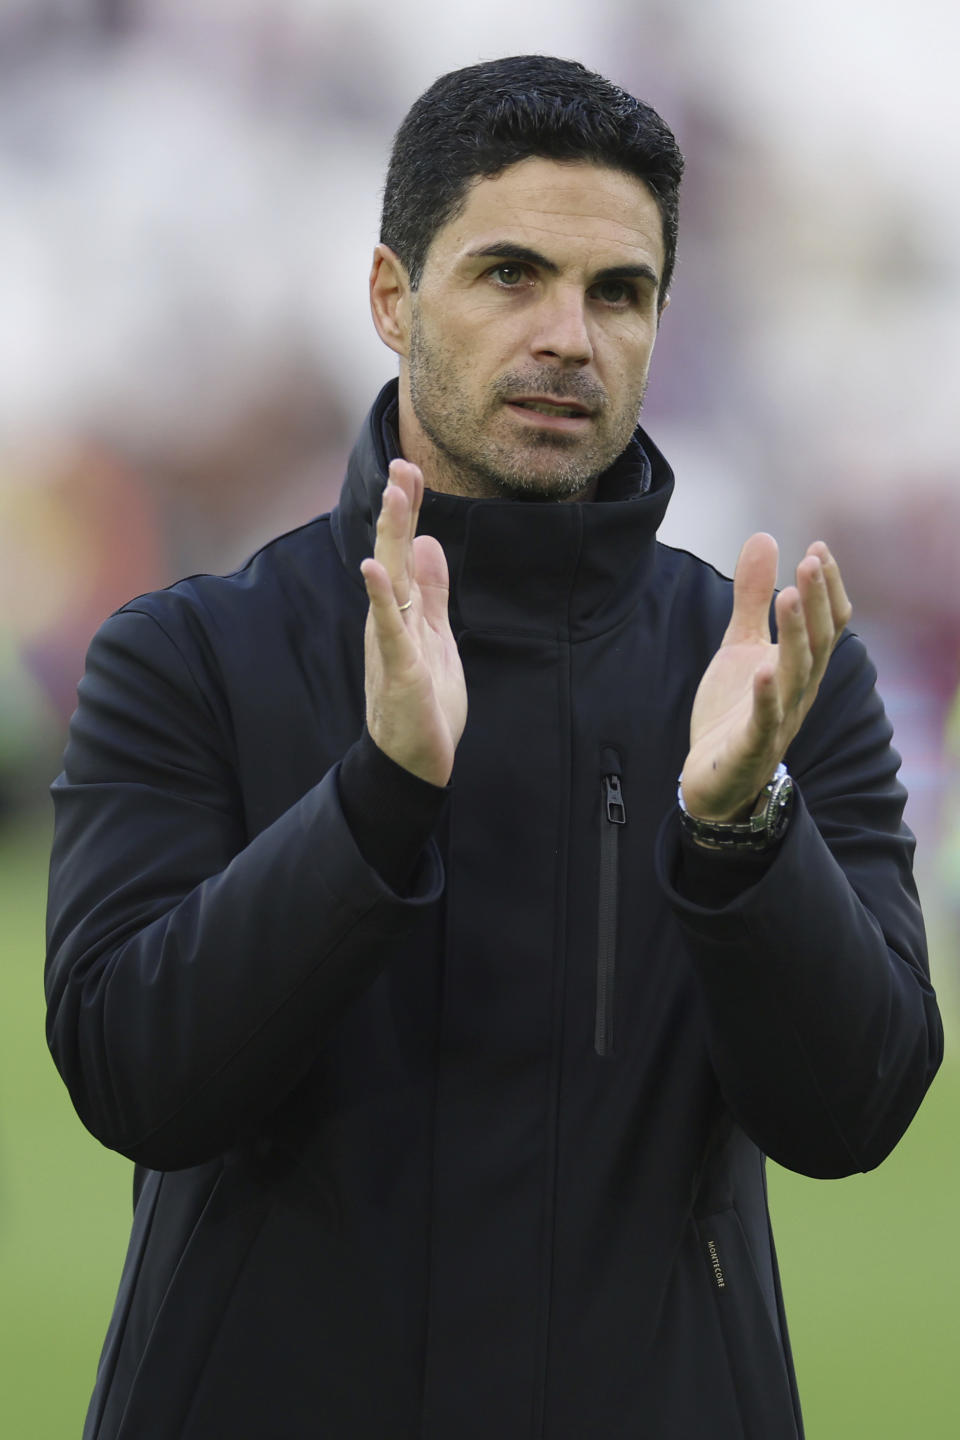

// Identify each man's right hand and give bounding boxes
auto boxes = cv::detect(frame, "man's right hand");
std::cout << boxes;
[360,459,467,787]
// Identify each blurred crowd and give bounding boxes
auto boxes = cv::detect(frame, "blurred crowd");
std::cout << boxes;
[1,1,958,953]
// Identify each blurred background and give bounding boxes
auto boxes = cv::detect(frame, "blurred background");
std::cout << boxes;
[1,1,958,1433]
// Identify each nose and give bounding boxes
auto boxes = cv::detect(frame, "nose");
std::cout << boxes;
[530,287,593,366]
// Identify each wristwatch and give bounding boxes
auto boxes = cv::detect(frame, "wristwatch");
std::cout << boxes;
[677,763,794,851]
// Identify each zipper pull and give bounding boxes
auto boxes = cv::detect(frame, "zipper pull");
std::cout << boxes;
[604,774,626,825]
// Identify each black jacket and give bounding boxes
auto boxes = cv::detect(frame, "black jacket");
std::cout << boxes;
[46,383,942,1439]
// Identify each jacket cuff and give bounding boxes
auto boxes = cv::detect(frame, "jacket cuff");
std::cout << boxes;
[657,788,808,921]
[674,829,779,907]
[337,728,449,894]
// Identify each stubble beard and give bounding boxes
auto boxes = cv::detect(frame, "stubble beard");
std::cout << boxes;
[407,309,646,502]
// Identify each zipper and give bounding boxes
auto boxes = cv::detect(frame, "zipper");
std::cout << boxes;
[595,751,625,1057]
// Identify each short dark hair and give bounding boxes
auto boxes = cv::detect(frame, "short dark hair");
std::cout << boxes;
[381,55,684,302]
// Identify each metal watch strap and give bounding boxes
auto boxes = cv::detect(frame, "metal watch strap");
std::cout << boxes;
[676,763,794,851]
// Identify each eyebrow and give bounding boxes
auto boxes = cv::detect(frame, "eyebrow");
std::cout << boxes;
[465,241,660,291]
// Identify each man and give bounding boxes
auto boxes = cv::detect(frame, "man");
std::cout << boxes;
[46,55,941,1440]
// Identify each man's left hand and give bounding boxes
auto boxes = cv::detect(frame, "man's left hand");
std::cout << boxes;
[679,534,852,823]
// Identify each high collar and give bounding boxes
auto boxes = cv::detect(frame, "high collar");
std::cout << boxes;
[332,380,675,640]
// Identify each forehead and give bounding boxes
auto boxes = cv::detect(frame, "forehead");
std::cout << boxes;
[426,156,665,276]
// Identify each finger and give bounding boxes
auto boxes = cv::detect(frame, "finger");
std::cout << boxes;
[749,659,783,747]
[387,458,424,554]
[773,586,814,711]
[374,481,414,604]
[360,557,416,658]
[806,540,852,638]
[725,533,778,646]
[795,554,835,679]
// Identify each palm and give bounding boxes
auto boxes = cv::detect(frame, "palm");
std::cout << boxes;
[679,532,851,823]
[360,460,467,787]
[363,537,466,783]
[683,636,781,820]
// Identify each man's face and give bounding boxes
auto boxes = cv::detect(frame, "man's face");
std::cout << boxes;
[379,157,666,501]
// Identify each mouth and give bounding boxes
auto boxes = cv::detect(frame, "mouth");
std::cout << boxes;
[505,397,594,429]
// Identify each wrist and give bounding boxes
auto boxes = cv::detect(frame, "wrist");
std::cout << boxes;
[677,764,794,851]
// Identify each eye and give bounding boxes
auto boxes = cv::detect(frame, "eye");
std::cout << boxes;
[590,279,637,306]
[490,263,528,287]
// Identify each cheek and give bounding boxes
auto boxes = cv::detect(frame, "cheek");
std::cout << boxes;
[622,334,657,385]
[600,317,655,361]
[603,339,653,392]
[426,316,503,380]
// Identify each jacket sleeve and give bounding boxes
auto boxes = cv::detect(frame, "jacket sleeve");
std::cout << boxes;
[45,607,445,1172]
[655,631,943,1179]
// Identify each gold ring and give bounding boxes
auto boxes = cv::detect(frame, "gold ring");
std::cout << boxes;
[397,599,413,612]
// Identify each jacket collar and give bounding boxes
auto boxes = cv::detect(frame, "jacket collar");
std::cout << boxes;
[332,380,675,639]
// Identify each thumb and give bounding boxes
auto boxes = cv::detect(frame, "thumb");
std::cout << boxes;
[724,532,778,645]
[412,534,451,623]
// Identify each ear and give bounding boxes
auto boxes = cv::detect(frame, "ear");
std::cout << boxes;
[656,291,670,328]
[370,244,412,358]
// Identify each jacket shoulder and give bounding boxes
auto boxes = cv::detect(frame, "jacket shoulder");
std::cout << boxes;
[653,539,734,591]
[115,514,344,635]
[650,541,736,657]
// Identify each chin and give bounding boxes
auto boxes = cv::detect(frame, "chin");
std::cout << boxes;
[491,469,597,503]
[498,444,609,498]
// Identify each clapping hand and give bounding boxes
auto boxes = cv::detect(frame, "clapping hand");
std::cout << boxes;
[680,533,852,823]
[360,459,467,787]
